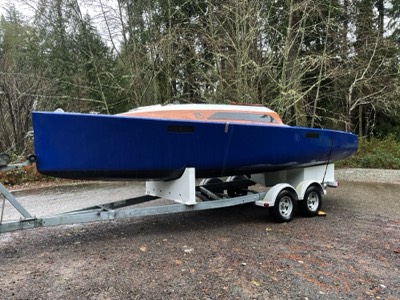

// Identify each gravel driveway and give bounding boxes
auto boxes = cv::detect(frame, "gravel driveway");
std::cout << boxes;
[0,169,399,299]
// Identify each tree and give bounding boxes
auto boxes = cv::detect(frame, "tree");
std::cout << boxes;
[0,5,49,154]
[33,0,116,113]
[2,0,400,159]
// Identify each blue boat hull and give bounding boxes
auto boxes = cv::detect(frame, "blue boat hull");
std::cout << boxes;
[32,112,358,180]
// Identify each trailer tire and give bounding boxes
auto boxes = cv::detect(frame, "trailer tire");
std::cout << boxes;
[27,154,37,163]
[300,185,322,217]
[270,189,296,222]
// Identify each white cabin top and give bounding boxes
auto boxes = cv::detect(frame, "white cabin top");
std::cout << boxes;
[119,103,284,125]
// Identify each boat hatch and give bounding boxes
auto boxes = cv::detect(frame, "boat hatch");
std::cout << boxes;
[208,112,278,124]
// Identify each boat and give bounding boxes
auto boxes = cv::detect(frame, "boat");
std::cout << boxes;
[31,104,358,181]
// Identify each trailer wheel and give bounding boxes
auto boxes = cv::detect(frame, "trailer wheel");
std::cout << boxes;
[271,189,296,222]
[0,153,10,166]
[300,186,322,217]
[27,154,37,163]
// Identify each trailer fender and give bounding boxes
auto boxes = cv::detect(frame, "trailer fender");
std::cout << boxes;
[295,181,325,201]
[255,183,297,208]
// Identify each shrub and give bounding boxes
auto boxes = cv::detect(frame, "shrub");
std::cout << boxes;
[0,163,45,186]
[337,134,400,169]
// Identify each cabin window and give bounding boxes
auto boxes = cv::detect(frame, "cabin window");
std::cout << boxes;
[208,112,277,123]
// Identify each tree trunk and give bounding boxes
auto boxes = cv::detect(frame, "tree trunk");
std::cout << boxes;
[281,0,307,126]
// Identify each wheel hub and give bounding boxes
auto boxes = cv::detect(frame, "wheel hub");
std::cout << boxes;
[307,191,319,212]
[279,196,293,217]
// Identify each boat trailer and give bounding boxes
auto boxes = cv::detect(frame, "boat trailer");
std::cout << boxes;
[0,157,337,234]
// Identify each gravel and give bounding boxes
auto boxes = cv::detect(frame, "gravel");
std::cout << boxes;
[336,168,400,184]
[0,169,399,300]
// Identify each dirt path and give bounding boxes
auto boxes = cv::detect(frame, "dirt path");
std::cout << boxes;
[0,179,399,299]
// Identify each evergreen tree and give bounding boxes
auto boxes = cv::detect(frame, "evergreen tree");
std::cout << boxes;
[0,5,47,153]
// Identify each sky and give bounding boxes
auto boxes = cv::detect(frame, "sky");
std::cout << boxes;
[0,0,98,20]
[0,0,37,21]
[0,0,120,46]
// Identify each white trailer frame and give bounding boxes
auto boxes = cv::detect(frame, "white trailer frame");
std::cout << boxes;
[0,161,337,234]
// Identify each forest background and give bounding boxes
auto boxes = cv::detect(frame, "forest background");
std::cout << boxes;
[0,0,399,170]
